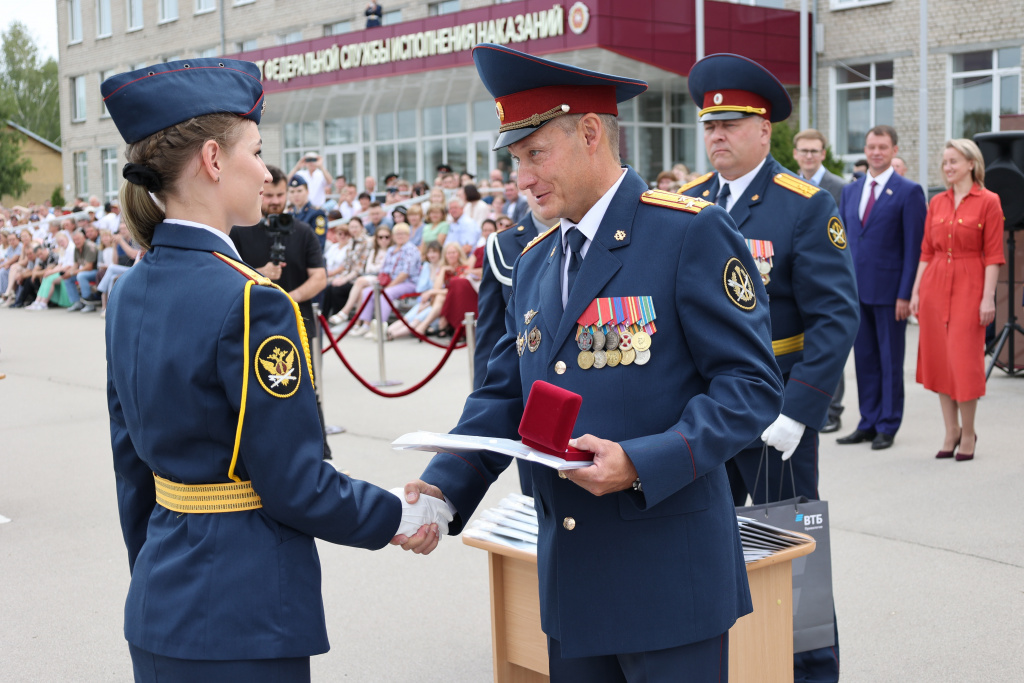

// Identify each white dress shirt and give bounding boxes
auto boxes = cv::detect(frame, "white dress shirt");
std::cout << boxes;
[718,157,767,213]
[858,165,895,221]
[164,218,241,259]
[559,168,628,308]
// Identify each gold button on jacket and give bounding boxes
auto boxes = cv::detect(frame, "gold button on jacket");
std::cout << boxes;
[563,517,576,531]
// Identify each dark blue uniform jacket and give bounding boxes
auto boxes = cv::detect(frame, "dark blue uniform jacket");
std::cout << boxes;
[422,169,784,657]
[106,223,400,661]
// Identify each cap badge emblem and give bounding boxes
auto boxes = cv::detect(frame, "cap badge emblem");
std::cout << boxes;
[713,92,724,105]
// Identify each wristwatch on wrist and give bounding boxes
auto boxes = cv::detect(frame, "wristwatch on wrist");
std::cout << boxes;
[631,477,643,493]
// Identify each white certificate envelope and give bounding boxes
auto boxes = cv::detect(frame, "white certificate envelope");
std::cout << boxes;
[391,431,592,470]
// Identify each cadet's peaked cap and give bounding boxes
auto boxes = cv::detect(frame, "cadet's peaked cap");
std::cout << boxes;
[473,44,647,150]
[102,59,265,144]
[288,175,308,188]
[688,54,792,123]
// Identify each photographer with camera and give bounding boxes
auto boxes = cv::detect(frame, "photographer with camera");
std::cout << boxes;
[231,165,333,458]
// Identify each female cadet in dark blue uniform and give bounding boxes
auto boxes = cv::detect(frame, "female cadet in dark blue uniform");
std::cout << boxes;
[101,59,448,681]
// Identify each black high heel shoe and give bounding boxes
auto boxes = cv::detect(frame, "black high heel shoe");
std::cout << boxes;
[955,434,976,461]
[935,430,961,459]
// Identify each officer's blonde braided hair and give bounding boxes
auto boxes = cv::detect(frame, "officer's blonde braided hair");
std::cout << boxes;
[120,113,249,250]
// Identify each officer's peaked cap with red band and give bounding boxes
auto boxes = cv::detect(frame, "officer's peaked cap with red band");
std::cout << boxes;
[473,43,647,151]
[688,53,791,123]
[102,59,265,144]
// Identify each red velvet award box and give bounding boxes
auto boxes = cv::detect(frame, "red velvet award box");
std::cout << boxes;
[518,381,591,461]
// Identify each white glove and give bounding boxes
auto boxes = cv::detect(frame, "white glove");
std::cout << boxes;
[390,487,454,537]
[761,414,806,461]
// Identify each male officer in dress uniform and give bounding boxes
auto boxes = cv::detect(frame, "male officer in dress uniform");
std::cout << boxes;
[680,54,860,683]
[288,175,329,252]
[475,201,556,494]
[397,44,784,680]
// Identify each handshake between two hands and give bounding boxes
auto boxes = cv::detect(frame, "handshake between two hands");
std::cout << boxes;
[389,483,452,555]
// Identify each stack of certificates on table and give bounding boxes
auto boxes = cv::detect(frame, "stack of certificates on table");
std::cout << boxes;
[736,515,812,563]
[462,493,538,553]
[463,494,812,563]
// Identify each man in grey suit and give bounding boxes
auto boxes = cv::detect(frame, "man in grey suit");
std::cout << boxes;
[794,128,847,433]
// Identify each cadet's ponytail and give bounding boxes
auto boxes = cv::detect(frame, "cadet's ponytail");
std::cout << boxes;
[120,113,249,250]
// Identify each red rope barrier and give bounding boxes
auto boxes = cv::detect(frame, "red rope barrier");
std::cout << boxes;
[319,313,465,397]
[377,287,467,349]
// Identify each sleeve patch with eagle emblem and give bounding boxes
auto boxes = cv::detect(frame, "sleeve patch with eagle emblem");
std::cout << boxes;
[827,216,847,249]
[723,257,757,311]
[256,335,302,398]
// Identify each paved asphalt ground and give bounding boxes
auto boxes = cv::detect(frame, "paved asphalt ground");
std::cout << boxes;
[1,305,1022,682]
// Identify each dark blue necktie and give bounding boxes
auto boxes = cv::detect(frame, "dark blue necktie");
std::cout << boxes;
[566,227,587,300]
[716,182,731,208]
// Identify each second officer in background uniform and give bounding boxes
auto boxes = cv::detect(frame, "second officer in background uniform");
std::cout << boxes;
[474,198,557,494]
[680,53,859,683]
[288,175,329,251]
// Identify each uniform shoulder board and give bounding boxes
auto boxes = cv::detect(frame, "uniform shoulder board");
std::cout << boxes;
[212,252,273,286]
[678,171,714,193]
[773,173,820,198]
[521,224,559,256]
[640,190,712,214]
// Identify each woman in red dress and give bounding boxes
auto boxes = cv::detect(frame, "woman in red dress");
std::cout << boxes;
[910,139,1004,461]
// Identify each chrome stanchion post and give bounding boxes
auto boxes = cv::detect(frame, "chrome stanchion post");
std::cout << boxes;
[463,311,476,390]
[312,302,345,434]
[372,280,402,387]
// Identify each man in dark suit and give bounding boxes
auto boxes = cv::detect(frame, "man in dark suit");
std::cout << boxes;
[837,125,926,450]
[397,43,784,680]
[793,128,848,434]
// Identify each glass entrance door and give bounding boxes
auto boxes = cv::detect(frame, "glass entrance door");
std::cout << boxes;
[324,145,361,188]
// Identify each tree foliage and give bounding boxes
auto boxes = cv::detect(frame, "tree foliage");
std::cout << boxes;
[0,98,32,199]
[0,21,60,145]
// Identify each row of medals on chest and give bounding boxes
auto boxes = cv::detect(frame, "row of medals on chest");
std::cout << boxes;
[516,324,653,369]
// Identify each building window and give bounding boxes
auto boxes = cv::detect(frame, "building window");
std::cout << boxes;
[950,48,1021,140]
[829,0,893,9]
[127,0,144,31]
[832,61,894,158]
[615,89,697,185]
[74,152,89,200]
[100,70,116,117]
[324,20,351,36]
[382,10,401,26]
[195,0,215,14]
[71,76,87,122]
[276,31,303,46]
[102,148,120,204]
[159,0,179,23]
[198,47,219,58]
[236,38,258,52]
[97,0,112,38]
[283,121,322,171]
[428,1,460,16]
[233,0,256,5]
[68,0,83,43]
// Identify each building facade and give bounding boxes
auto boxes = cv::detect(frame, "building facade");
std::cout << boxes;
[2,121,63,206]
[56,0,804,202]
[799,0,1024,187]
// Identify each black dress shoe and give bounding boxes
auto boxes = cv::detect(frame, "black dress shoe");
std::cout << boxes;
[836,428,876,444]
[821,416,841,434]
[871,433,895,450]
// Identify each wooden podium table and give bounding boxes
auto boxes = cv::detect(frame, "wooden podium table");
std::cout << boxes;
[463,534,815,683]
